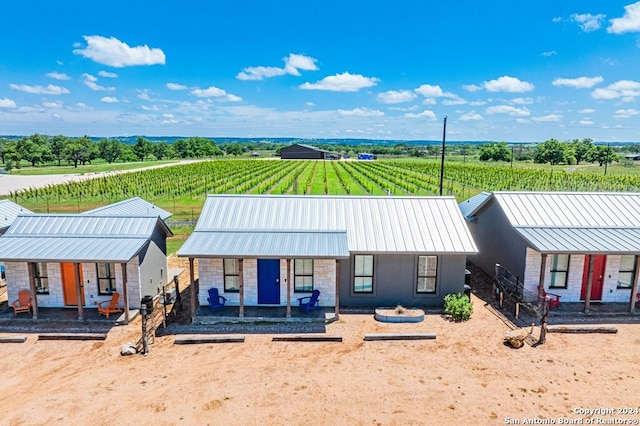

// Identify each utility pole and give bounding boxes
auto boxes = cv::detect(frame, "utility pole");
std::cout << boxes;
[439,116,447,196]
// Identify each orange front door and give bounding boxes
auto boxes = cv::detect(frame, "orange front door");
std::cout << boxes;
[61,263,85,306]
[581,255,606,301]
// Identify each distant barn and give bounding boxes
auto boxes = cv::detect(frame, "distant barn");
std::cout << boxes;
[280,143,329,160]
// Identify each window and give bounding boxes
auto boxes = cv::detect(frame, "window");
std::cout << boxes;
[549,254,569,288]
[353,255,374,293]
[224,259,240,292]
[96,263,117,295]
[294,259,313,292]
[617,255,637,289]
[33,262,49,294]
[417,256,437,293]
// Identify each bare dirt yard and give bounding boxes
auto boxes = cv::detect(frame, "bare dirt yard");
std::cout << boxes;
[0,258,639,426]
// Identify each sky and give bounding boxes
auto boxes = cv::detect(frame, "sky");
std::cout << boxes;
[1,1,640,142]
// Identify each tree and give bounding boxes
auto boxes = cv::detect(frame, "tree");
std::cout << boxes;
[17,135,52,167]
[534,139,573,165]
[153,141,173,160]
[222,143,244,156]
[50,135,70,166]
[64,136,94,167]
[479,142,512,162]
[98,138,122,163]
[133,136,153,161]
[570,138,593,165]
[585,145,616,167]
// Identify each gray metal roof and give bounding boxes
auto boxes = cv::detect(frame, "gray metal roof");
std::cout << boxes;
[178,230,350,258]
[84,197,172,220]
[466,191,640,254]
[0,214,171,262]
[178,195,478,257]
[0,200,33,231]
[458,191,491,220]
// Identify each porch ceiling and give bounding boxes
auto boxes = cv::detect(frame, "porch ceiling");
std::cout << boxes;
[0,236,148,263]
[177,230,350,258]
[515,226,640,254]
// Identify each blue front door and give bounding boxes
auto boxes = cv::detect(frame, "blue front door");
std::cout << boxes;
[258,259,280,304]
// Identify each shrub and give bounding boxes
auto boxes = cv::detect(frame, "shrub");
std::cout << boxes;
[395,305,406,314]
[443,293,473,321]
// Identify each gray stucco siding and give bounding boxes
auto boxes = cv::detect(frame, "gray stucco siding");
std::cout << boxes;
[339,253,468,307]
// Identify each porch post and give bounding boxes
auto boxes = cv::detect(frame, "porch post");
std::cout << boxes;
[584,255,595,313]
[27,262,39,319]
[239,259,244,318]
[120,262,130,324]
[74,262,84,320]
[286,259,291,318]
[628,255,640,313]
[189,257,196,320]
[335,259,340,321]
[537,254,547,305]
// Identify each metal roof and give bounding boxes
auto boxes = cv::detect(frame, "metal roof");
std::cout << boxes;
[179,195,478,257]
[515,227,640,254]
[84,197,172,220]
[465,191,640,254]
[0,200,33,231]
[178,230,350,258]
[0,214,172,262]
[458,191,491,220]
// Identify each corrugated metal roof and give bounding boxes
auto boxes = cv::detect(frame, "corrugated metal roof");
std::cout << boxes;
[180,195,478,256]
[0,200,33,230]
[493,192,640,227]
[515,227,640,254]
[0,214,171,262]
[178,230,350,258]
[458,191,491,220]
[84,197,172,220]
[0,236,149,262]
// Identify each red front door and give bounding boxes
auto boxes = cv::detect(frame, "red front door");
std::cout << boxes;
[581,255,606,301]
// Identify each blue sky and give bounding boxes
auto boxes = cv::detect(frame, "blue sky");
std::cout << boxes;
[1,1,640,142]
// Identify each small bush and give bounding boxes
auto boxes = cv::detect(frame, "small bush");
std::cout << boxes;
[395,305,406,314]
[443,293,473,321]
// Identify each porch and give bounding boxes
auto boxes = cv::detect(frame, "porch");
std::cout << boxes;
[194,305,336,324]
[0,305,139,327]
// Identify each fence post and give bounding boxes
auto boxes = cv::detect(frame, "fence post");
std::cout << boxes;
[538,296,550,345]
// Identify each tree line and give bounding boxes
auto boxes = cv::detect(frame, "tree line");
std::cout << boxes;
[0,135,259,170]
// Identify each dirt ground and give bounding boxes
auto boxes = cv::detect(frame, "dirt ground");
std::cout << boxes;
[0,257,639,425]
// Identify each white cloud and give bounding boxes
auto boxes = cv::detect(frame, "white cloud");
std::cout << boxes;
[483,76,534,93]
[459,111,483,121]
[510,97,534,105]
[190,86,242,102]
[166,82,188,90]
[137,90,152,101]
[73,35,166,67]
[300,72,379,92]
[469,100,487,106]
[141,104,161,111]
[579,119,594,125]
[82,73,115,91]
[415,84,449,97]
[485,105,531,116]
[98,70,118,78]
[42,99,63,108]
[237,53,318,80]
[608,1,640,34]
[570,13,606,32]
[542,51,557,57]
[462,84,483,92]
[591,80,640,101]
[532,114,562,122]
[552,76,604,88]
[9,83,69,95]
[377,90,416,104]
[614,108,640,118]
[0,98,17,108]
[579,108,596,113]
[68,102,93,111]
[404,110,437,120]
[442,97,467,106]
[337,108,384,117]
[100,96,119,103]
[46,72,70,80]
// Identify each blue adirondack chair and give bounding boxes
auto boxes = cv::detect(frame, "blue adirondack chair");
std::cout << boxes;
[207,288,227,312]
[297,289,321,314]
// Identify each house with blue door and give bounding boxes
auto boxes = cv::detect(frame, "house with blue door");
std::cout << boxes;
[460,191,640,313]
[177,194,478,320]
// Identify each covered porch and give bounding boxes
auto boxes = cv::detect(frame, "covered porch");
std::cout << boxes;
[193,305,336,324]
